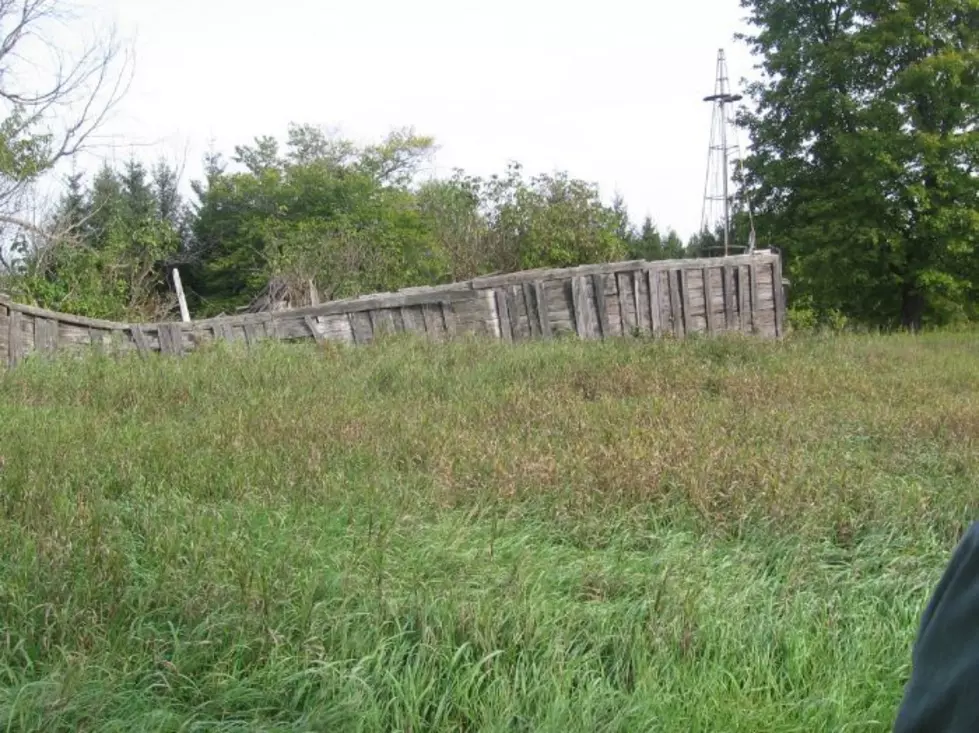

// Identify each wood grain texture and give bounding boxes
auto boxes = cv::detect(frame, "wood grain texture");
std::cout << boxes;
[130,324,150,355]
[616,273,633,335]
[669,270,683,337]
[738,266,750,333]
[36,318,58,354]
[724,265,737,331]
[591,273,610,338]
[680,270,694,335]
[8,309,20,366]
[350,311,373,344]
[571,276,588,338]
[647,269,662,336]
[703,268,716,334]
[505,286,522,341]
[632,272,642,334]
[303,316,325,344]
[533,281,552,339]
[243,322,264,346]
[521,283,540,339]
[496,288,512,343]
[773,257,786,337]
[0,252,784,367]
[440,302,457,337]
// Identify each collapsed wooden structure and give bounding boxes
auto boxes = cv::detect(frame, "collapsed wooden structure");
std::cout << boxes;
[0,251,786,368]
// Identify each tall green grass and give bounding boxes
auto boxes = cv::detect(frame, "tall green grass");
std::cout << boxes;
[0,331,976,731]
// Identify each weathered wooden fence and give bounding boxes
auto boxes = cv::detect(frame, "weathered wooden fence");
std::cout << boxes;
[0,251,786,368]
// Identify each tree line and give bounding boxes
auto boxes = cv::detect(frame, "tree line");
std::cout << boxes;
[0,0,975,329]
[5,126,692,319]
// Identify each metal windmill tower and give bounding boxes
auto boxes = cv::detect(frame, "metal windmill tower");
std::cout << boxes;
[700,48,755,257]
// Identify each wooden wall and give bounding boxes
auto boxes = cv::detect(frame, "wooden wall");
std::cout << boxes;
[0,251,786,368]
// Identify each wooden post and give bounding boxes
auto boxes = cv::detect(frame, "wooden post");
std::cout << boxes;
[172,268,191,323]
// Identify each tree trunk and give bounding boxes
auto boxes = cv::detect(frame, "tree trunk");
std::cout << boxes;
[901,286,925,332]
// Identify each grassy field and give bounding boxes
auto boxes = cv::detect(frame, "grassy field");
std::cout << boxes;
[0,330,976,731]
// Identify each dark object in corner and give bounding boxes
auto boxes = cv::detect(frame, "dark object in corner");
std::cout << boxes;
[894,522,979,732]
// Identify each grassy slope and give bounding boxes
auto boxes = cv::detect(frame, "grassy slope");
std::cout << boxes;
[0,332,976,731]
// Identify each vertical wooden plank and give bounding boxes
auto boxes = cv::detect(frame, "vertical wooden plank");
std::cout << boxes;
[773,258,786,337]
[505,286,521,341]
[680,269,694,336]
[521,283,540,338]
[669,270,683,337]
[154,326,169,355]
[616,273,631,335]
[399,307,412,334]
[304,316,326,344]
[350,311,374,344]
[171,323,186,355]
[591,273,610,339]
[738,266,750,333]
[213,322,234,343]
[160,323,185,355]
[421,304,441,340]
[724,265,737,331]
[8,309,21,367]
[243,322,263,346]
[89,328,104,353]
[391,307,405,333]
[495,288,513,343]
[750,263,759,334]
[264,316,278,340]
[632,271,642,334]
[571,276,588,338]
[440,302,457,338]
[703,267,716,334]
[35,318,57,354]
[647,269,663,337]
[533,281,552,339]
[130,324,150,357]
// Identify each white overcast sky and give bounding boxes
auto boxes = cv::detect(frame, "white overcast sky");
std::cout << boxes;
[75,0,757,239]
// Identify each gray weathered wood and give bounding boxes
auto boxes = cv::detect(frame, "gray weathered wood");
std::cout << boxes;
[350,311,373,344]
[533,281,552,339]
[495,288,512,342]
[130,324,151,356]
[243,322,264,346]
[172,267,191,322]
[724,265,737,331]
[521,283,540,338]
[212,322,235,343]
[632,272,642,334]
[669,271,683,336]
[0,251,785,368]
[158,323,185,355]
[616,273,633,335]
[2,303,128,331]
[773,258,786,337]
[738,266,750,333]
[303,316,326,344]
[680,270,694,336]
[8,309,20,366]
[592,273,610,338]
[35,318,58,354]
[440,302,457,337]
[571,276,589,338]
[647,269,663,336]
[89,328,105,353]
[703,268,716,334]
[369,309,397,337]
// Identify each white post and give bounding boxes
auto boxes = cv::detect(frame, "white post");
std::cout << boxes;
[172,267,191,323]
